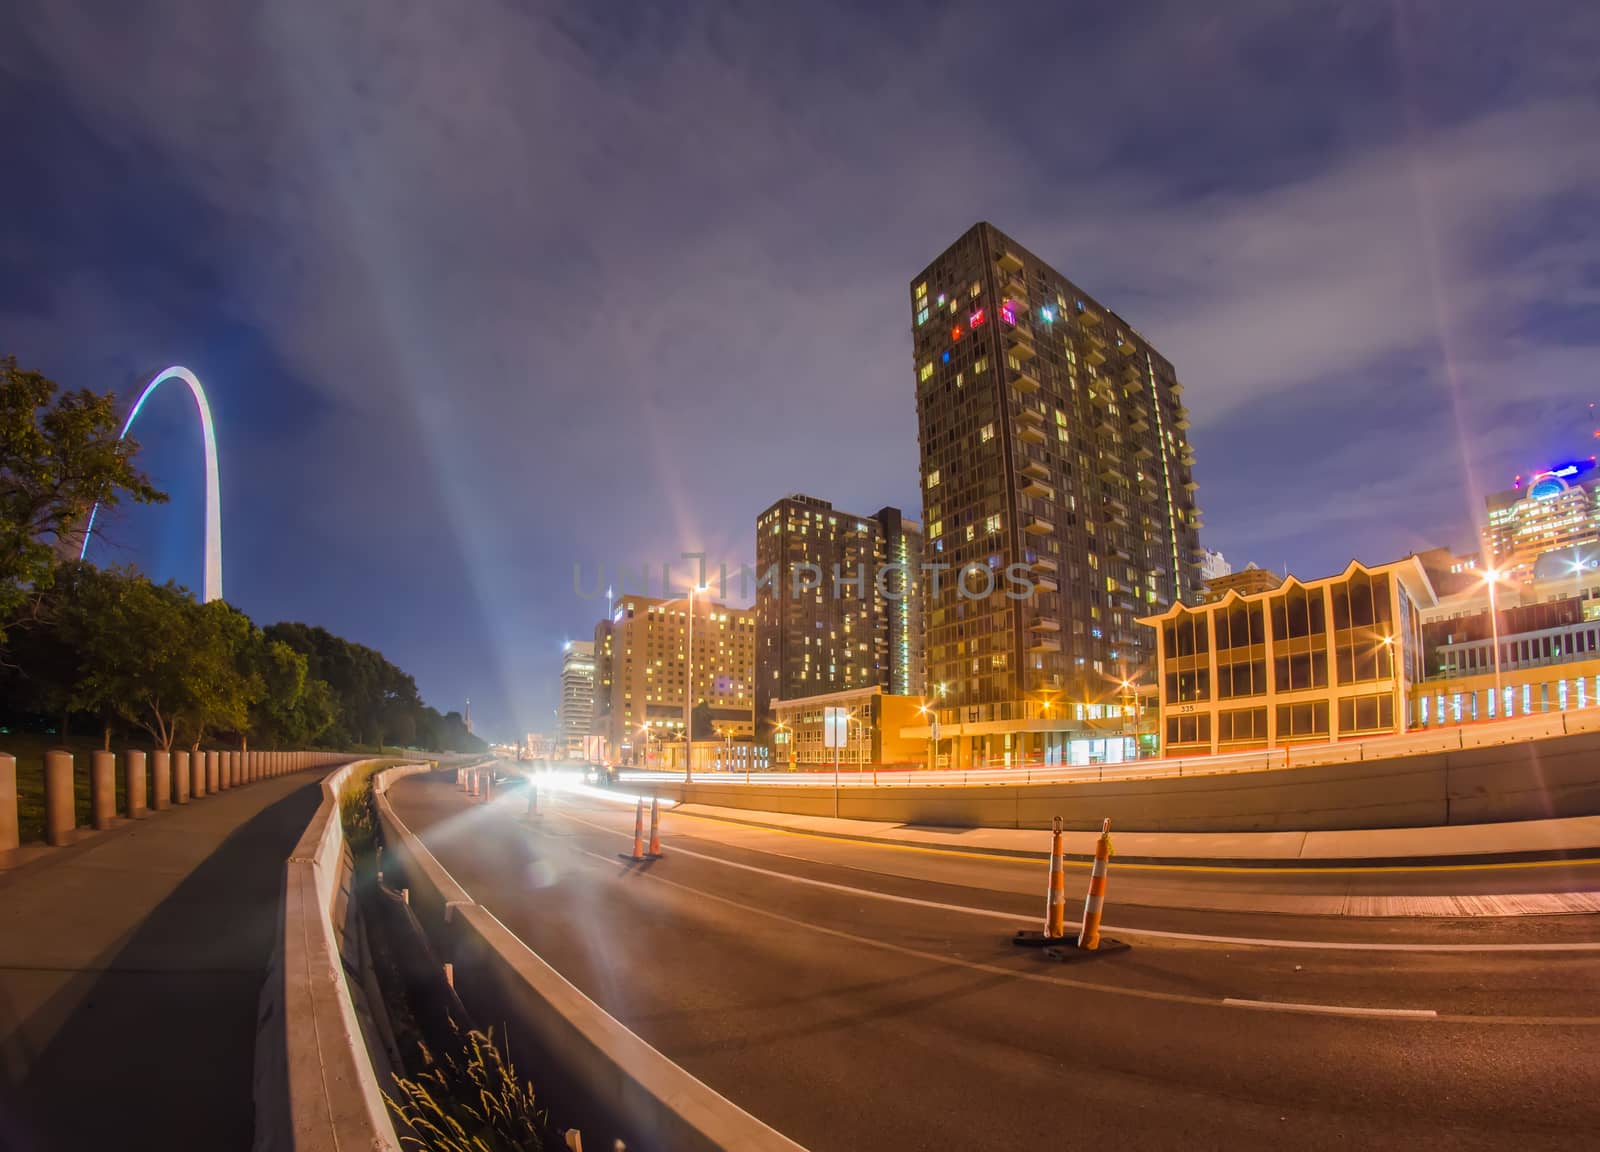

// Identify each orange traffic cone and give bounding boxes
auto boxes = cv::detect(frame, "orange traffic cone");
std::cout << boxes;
[1013,816,1068,945]
[618,796,646,861]
[1077,818,1115,949]
[645,796,663,858]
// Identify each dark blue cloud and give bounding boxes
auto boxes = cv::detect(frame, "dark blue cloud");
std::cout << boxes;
[3,0,1596,739]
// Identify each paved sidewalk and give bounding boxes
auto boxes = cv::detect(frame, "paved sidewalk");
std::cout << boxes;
[0,769,332,1152]
[671,801,1600,867]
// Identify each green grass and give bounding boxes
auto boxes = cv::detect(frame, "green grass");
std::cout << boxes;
[3,732,145,845]
[387,1026,547,1152]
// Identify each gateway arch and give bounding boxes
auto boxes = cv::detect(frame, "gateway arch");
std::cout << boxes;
[78,365,222,603]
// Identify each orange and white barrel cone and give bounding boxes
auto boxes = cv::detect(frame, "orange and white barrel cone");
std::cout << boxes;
[1013,816,1069,946]
[645,796,663,858]
[618,796,646,861]
[1078,818,1112,949]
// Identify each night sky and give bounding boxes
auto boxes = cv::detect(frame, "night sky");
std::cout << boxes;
[4,2,1596,741]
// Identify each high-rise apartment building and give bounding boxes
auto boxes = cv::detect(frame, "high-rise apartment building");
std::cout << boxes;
[603,593,756,761]
[591,619,615,757]
[755,495,925,734]
[911,222,1203,765]
[559,640,595,758]
[1484,459,1600,584]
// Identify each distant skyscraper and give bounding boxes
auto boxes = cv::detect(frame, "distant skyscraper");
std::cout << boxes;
[1199,549,1231,583]
[559,641,595,758]
[755,495,925,734]
[911,222,1203,766]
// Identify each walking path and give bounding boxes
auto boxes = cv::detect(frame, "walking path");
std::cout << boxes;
[0,768,334,1152]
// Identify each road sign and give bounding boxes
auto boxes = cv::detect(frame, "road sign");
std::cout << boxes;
[824,707,848,749]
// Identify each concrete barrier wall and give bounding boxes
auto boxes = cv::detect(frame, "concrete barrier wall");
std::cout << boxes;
[643,729,1600,832]
[373,764,806,1152]
[254,758,418,1152]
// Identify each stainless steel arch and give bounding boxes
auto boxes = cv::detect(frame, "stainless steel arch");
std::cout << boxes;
[78,365,222,603]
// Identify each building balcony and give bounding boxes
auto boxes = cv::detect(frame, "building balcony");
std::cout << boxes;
[1076,303,1102,325]
[1099,460,1124,482]
[1180,449,1197,467]
[1134,442,1154,458]
[1183,476,1200,491]
[1031,554,1059,574]
[1027,636,1063,653]
[1033,574,1060,593]
[1103,494,1129,516]
[997,250,1024,274]
[1016,406,1045,426]
[1088,382,1114,408]
[1010,367,1041,393]
[1170,379,1185,395]
[1003,274,1029,303]
[1017,423,1047,445]
[1020,477,1051,499]
[1174,407,1191,430]
[1117,335,1138,356]
[1023,514,1054,535]
[1084,345,1107,367]
[1093,416,1116,436]
[1028,615,1062,633]
[1019,457,1050,481]
[1006,329,1037,360]
[1111,545,1132,562]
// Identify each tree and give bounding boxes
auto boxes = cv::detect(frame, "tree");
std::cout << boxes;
[691,700,715,741]
[0,357,165,644]
[178,599,258,750]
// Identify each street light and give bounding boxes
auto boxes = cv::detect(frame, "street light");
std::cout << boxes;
[1478,567,1506,713]
[1120,678,1139,759]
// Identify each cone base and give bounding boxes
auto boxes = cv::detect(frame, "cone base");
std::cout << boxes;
[1042,938,1131,962]
[1012,930,1072,948]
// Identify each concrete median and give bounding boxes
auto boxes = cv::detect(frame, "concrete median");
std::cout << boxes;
[643,728,1600,833]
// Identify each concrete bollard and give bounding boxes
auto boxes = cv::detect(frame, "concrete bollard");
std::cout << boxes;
[151,751,171,811]
[174,750,191,803]
[125,750,148,818]
[192,750,206,798]
[219,750,230,790]
[44,749,75,846]
[90,750,116,831]
[206,750,220,794]
[226,750,238,789]
[0,754,18,855]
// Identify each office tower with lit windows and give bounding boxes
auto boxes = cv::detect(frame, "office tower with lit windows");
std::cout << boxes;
[755,495,925,735]
[559,640,595,758]
[911,222,1203,766]
[1484,459,1600,585]
[604,594,756,762]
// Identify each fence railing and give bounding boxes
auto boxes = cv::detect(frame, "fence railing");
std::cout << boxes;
[0,747,350,857]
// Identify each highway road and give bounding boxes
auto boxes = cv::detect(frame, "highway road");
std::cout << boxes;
[389,771,1600,1151]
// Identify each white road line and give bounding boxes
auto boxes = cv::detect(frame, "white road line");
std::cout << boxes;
[1223,998,1438,1019]
[557,810,1600,954]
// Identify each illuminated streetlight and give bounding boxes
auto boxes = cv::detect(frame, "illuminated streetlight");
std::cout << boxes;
[1479,567,1506,708]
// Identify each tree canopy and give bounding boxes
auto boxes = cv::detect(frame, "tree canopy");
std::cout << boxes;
[0,356,165,644]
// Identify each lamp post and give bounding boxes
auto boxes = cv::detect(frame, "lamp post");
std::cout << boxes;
[1120,678,1138,760]
[938,682,961,770]
[1480,567,1505,715]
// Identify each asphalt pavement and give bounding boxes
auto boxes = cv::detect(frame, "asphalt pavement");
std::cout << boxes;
[389,771,1600,1151]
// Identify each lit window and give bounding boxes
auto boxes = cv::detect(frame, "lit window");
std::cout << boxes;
[927,469,940,489]
[1001,301,1017,325]
[980,423,995,443]
[1054,409,1067,426]
[952,325,962,341]
[966,525,976,542]
[986,514,1002,534]
[975,358,989,374]
[969,308,985,328]
[970,281,981,298]
[929,520,943,539]
[919,362,933,382]
[916,307,929,326]
[915,281,927,299]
